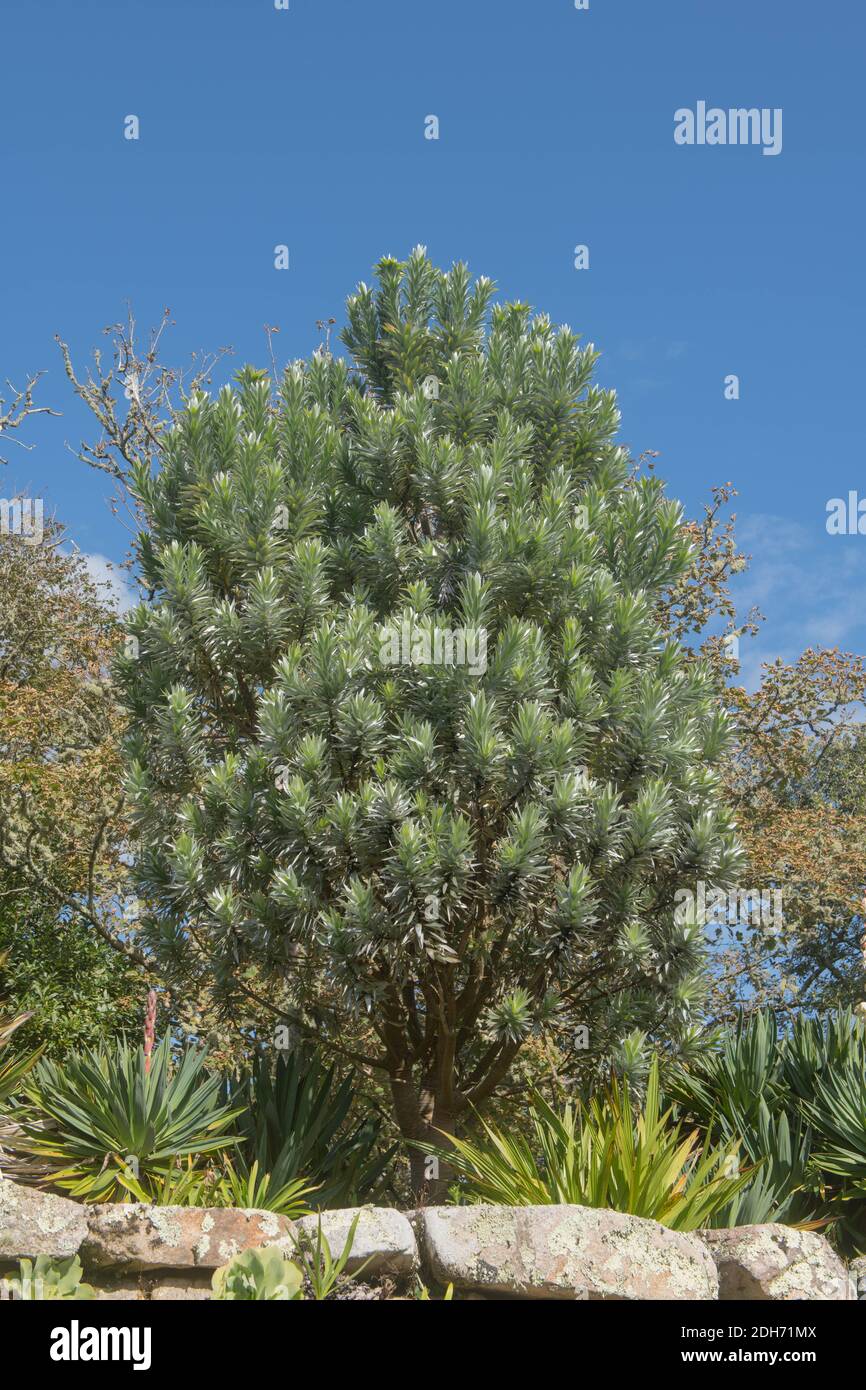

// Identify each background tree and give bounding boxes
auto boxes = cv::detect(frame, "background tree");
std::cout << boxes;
[711,648,866,1020]
[0,522,142,1052]
[118,248,743,1194]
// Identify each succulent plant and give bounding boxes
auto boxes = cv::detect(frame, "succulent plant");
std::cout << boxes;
[211,1246,304,1301]
[4,1255,94,1300]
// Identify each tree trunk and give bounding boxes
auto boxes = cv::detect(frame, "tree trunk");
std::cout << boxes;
[389,1069,457,1203]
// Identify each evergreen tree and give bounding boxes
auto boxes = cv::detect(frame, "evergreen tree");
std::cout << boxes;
[119,249,742,1193]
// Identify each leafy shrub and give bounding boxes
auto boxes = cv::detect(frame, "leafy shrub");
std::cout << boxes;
[117,248,744,1189]
[433,1058,750,1229]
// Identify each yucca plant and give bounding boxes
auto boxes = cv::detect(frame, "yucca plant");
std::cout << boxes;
[15,1035,243,1201]
[667,1008,866,1244]
[107,1150,316,1215]
[665,1009,819,1228]
[225,1048,395,1210]
[665,1008,783,1132]
[0,1012,39,1116]
[783,1009,866,1103]
[115,1155,216,1207]
[0,1010,41,1104]
[803,1068,866,1182]
[789,1013,866,1253]
[706,1101,817,1228]
[430,1058,752,1229]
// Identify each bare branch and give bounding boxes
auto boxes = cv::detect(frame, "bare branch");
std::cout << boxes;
[0,373,60,465]
[55,306,233,504]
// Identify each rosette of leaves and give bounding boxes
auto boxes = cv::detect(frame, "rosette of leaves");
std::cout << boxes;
[6,1255,94,1300]
[211,1246,304,1301]
[224,1048,394,1210]
[16,1035,242,1200]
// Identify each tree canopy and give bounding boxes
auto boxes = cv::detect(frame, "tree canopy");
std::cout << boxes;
[118,249,743,1190]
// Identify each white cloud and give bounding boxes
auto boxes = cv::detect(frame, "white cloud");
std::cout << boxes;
[78,551,138,614]
[731,512,866,687]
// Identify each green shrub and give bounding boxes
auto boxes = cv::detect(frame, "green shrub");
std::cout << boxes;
[117,248,744,1192]
[431,1058,750,1229]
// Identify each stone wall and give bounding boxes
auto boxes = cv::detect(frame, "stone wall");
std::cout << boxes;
[0,1178,859,1300]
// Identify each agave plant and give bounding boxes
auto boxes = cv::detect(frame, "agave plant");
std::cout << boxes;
[803,1065,866,1182]
[212,1246,304,1301]
[430,1058,752,1229]
[782,1009,866,1103]
[665,1009,819,1227]
[664,1008,783,1133]
[225,1048,395,1210]
[787,1012,866,1253]
[706,1101,816,1229]
[15,1035,243,1201]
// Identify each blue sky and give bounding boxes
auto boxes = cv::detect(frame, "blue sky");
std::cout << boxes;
[2,0,864,685]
